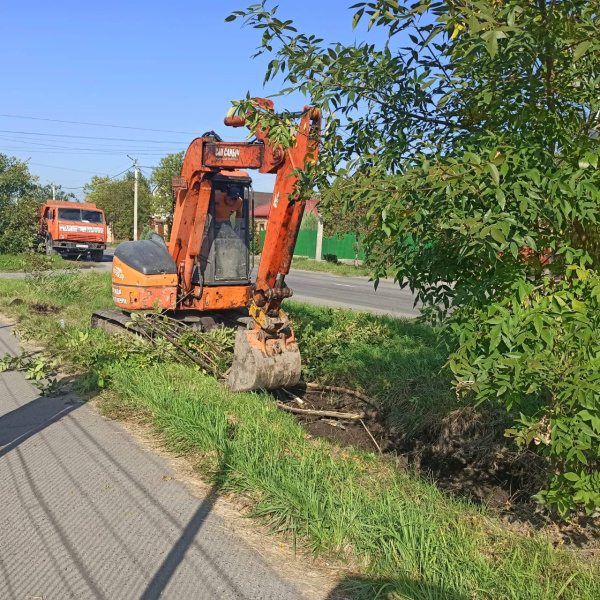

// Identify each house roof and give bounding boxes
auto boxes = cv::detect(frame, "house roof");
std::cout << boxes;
[253,191,272,209]
[254,197,319,219]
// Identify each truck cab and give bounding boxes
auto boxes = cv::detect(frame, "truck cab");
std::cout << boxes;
[39,201,107,261]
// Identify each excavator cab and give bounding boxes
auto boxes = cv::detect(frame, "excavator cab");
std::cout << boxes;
[197,173,252,288]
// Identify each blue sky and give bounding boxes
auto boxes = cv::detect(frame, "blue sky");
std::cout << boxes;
[0,1,388,198]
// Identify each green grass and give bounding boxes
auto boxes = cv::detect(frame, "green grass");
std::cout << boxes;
[0,271,599,599]
[0,252,97,272]
[291,257,374,277]
[0,253,69,272]
[103,363,600,599]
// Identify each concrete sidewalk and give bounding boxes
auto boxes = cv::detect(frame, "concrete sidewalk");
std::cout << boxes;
[0,324,316,600]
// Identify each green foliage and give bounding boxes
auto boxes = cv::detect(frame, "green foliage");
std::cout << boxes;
[2,269,600,594]
[26,268,84,304]
[229,1,600,513]
[323,253,339,264]
[0,350,62,396]
[61,328,177,389]
[150,151,184,215]
[84,171,152,240]
[139,225,153,240]
[299,210,318,230]
[0,197,44,253]
[0,154,34,212]
[0,153,74,254]
[450,268,600,515]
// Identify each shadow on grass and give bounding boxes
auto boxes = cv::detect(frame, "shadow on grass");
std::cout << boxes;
[326,575,469,600]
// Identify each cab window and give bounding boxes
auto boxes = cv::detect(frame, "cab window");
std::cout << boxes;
[58,208,82,221]
[82,210,104,224]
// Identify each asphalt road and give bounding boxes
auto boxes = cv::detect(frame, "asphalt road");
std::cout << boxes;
[97,247,420,318]
[283,270,419,318]
[0,324,324,600]
[0,247,420,318]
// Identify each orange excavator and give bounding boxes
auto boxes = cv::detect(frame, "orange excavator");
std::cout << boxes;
[91,99,321,391]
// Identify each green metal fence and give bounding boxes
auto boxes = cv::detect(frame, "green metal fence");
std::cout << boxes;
[259,230,364,261]
[322,234,364,260]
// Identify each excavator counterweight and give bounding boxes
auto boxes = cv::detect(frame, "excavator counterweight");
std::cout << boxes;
[92,99,321,391]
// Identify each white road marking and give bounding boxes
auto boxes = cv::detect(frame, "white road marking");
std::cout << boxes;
[332,283,356,287]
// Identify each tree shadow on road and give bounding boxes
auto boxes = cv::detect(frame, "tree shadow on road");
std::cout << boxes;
[137,441,263,600]
[139,486,223,600]
[0,384,83,459]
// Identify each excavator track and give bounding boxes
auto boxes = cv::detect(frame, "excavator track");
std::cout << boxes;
[91,309,145,336]
[90,309,302,392]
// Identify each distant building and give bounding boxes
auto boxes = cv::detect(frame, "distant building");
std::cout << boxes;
[254,196,319,234]
[149,215,169,238]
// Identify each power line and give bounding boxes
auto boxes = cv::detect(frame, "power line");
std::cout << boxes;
[28,162,104,174]
[0,113,199,135]
[0,135,183,152]
[0,128,189,144]
[61,166,134,190]
[1,148,173,156]
[137,166,152,179]
[109,167,133,180]
[108,161,135,176]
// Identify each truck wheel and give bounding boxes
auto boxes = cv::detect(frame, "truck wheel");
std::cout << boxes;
[91,250,104,262]
[45,236,57,256]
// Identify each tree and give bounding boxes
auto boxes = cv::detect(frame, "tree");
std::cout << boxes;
[84,172,152,240]
[150,151,184,215]
[30,182,74,203]
[230,1,600,513]
[323,179,372,266]
[0,154,35,213]
[299,211,318,230]
[0,154,74,254]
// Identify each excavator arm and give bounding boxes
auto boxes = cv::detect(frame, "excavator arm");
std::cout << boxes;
[224,100,322,330]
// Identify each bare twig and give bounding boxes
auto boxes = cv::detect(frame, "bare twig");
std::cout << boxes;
[277,401,365,420]
[360,419,382,454]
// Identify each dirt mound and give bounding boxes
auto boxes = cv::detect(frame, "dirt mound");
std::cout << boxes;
[278,384,600,548]
[281,386,545,508]
[30,302,60,316]
[280,385,395,454]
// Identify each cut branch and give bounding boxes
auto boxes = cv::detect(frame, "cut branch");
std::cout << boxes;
[277,401,365,420]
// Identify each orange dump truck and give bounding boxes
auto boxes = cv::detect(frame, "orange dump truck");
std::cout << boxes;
[38,201,107,261]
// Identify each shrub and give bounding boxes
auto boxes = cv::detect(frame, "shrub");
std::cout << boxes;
[450,268,600,515]
[299,211,319,231]
[139,225,153,240]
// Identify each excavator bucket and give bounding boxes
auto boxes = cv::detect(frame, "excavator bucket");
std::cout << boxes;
[227,327,301,392]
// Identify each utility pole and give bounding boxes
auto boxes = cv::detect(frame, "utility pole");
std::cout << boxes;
[51,182,56,201]
[316,213,324,261]
[128,155,139,240]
